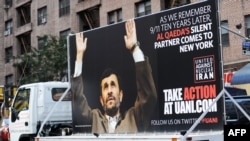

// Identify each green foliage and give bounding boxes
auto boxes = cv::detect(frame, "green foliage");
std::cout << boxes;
[13,35,68,85]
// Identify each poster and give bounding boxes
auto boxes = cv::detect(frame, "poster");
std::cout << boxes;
[68,0,224,134]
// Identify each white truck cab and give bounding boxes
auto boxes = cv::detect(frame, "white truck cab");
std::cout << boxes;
[9,81,72,141]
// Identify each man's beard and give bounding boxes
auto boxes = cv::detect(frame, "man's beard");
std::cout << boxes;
[104,104,120,117]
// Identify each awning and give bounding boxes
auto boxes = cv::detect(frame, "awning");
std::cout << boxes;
[231,63,250,85]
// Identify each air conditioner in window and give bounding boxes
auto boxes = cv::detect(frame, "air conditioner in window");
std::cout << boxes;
[4,5,10,10]
[41,18,47,24]
[4,29,10,36]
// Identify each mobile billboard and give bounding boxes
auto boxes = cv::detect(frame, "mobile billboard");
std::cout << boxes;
[68,0,224,134]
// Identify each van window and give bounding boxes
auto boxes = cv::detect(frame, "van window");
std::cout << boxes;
[225,101,238,120]
[13,88,30,112]
[240,101,250,114]
[51,88,71,101]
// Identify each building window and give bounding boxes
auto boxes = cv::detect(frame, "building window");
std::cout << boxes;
[59,0,70,17]
[60,29,71,40]
[5,74,13,86]
[38,37,46,49]
[78,7,100,31]
[38,6,47,25]
[221,21,230,47]
[18,34,31,54]
[108,9,122,24]
[5,47,13,63]
[4,20,13,36]
[5,0,12,8]
[136,0,151,17]
[245,15,250,39]
[17,4,31,27]
[164,0,190,9]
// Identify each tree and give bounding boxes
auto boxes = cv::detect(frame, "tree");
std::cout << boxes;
[13,35,68,85]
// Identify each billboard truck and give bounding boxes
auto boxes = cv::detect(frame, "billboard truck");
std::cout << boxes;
[66,0,224,140]
[11,0,225,140]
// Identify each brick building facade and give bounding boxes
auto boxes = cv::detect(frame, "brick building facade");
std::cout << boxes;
[0,0,250,87]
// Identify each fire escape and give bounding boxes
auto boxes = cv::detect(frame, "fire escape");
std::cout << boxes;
[15,1,32,85]
[16,3,32,55]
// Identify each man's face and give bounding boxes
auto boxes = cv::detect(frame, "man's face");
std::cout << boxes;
[100,74,123,116]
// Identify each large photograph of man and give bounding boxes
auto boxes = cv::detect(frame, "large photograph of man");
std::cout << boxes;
[71,19,157,134]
